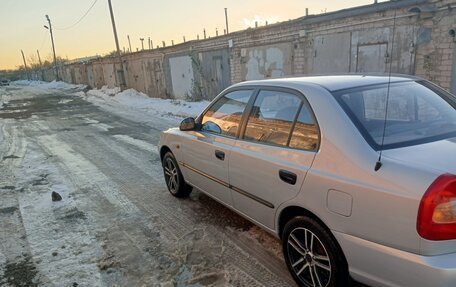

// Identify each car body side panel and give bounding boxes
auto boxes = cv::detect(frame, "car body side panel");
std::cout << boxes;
[159,128,184,165]
[275,85,438,255]
[229,140,315,229]
[180,130,235,206]
[333,231,456,287]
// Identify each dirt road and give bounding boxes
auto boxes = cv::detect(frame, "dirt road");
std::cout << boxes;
[0,84,298,287]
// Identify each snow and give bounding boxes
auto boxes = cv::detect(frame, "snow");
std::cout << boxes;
[13,80,87,91]
[85,86,209,119]
[112,135,159,155]
[0,82,296,287]
[7,81,209,121]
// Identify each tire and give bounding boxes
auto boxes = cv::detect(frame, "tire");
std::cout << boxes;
[162,152,192,198]
[282,216,349,287]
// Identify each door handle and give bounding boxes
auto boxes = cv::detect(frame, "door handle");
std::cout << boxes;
[279,170,297,185]
[215,150,225,161]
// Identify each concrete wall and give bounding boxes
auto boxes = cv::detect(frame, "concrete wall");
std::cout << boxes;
[241,42,293,80]
[38,0,456,99]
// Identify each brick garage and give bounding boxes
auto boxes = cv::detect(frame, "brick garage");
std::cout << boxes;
[37,0,456,99]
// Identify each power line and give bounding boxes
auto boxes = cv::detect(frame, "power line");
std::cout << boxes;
[38,29,49,50]
[55,0,98,30]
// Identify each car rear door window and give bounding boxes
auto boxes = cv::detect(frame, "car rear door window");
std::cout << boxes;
[201,90,252,137]
[244,90,301,147]
[289,104,319,151]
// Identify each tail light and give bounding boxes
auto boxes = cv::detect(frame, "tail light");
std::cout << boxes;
[417,174,456,241]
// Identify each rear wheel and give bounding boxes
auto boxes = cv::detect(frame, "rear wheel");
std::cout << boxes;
[282,216,349,287]
[162,152,192,198]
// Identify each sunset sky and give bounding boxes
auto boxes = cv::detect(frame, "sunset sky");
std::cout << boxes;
[0,0,386,70]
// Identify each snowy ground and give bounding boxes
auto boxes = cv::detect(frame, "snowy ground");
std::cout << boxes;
[84,86,210,120]
[0,82,297,287]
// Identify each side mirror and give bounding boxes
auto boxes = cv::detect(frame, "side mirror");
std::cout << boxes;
[179,117,196,131]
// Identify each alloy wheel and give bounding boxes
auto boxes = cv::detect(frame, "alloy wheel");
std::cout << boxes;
[164,157,179,194]
[287,227,332,287]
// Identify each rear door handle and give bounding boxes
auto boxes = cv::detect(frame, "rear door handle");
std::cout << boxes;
[279,169,297,185]
[215,150,225,161]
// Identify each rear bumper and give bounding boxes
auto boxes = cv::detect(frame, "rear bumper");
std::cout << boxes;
[333,231,456,287]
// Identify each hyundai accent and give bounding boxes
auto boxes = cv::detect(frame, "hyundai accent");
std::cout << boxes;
[158,75,456,287]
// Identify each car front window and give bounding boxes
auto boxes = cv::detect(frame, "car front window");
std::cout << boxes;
[333,81,456,149]
[201,90,252,137]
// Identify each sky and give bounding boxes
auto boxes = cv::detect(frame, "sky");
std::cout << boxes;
[0,0,387,70]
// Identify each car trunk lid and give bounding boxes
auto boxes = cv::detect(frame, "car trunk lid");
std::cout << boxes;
[383,137,456,175]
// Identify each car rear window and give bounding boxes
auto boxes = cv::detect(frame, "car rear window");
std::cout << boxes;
[332,81,456,150]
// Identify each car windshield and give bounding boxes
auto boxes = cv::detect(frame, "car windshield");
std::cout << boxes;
[332,81,456,150]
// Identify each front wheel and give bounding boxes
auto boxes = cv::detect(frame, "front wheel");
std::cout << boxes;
[162,152,192,198]
[282,216,349,287]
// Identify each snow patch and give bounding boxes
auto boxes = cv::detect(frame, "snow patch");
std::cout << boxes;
[13,80,87,91]
[58,99,73,104]
[112,135,158,154]
[37,134,140,213]
[85,86,209,119]
[93,123,113,132]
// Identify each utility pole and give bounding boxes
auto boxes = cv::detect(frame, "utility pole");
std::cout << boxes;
[224,8,229,34]
[140,38,144,50]
[45,15,59,81]
[108,0,126,90]
[21,50,30,80]
[37,49,44,81]
[127,35,132,52]
[37,50,43,67]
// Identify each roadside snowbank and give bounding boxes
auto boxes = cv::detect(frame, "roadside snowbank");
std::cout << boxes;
[13,80,87,91]
[9,80,209,120]
[86,86,209,119]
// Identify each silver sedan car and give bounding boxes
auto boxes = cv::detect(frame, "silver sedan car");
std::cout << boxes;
[158,75,456,287]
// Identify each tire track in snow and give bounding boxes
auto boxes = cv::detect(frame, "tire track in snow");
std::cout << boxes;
[34,131,183,285]
[112,134,159,155]
[13,90,295,286]
[51,120,295,286]
[13,133,104,286]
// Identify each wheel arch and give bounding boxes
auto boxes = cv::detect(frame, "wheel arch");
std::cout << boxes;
[278,205,330,240]
[160,145,172,161]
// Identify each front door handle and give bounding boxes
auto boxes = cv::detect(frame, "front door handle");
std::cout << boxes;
[279,169,297,185]
[215,150,225,161]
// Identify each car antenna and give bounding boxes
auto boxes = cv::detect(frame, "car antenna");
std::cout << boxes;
[375,10,397,172]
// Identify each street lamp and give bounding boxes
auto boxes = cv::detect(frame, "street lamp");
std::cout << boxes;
[44,15,59,81]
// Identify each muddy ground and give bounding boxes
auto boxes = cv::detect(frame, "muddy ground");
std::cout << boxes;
[0,84,368,287]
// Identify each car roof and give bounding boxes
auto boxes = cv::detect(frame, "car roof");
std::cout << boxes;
[231,74,420,92]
